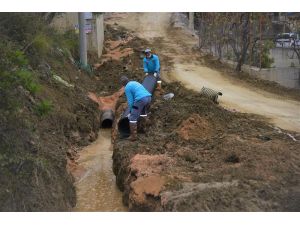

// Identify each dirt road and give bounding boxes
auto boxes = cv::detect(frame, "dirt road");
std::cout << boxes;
[107,13,300,132]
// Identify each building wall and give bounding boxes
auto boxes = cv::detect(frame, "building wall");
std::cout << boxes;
[87,14,104,58]
[51,13,104,58]
[51,13,78,31]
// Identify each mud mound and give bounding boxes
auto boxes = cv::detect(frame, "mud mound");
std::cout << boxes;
[130,154,172,177]
[177,114,212,141]
[113,81,300,212]
[127,154,174,211]
[129,175,165,211]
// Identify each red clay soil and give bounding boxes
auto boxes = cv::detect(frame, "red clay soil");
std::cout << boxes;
[127,154,173,210]
[102,47,134,62]
[94,34,134,69]
[106,37,134,50]
[88,88,124,112]
[177,113,213,141]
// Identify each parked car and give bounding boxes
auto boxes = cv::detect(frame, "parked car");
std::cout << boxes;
[275,32,299,48]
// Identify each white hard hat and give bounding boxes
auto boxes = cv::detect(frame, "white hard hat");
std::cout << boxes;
[144,48,151,53]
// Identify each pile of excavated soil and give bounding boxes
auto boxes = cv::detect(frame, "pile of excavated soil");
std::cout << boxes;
[177,114,213,141]
[113,82,300,211]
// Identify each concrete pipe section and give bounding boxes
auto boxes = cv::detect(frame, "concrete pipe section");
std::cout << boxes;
[118,74,158,137]
[88,88,124,128]
[101,109,115,128]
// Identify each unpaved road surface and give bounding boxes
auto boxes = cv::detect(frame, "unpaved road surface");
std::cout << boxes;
[107,13,300,132]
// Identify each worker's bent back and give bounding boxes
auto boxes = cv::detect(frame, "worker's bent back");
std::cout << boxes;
[125,81,152,110]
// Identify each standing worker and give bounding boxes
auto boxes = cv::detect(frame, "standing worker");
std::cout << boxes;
[143,48,162,91]
[120,76,152,141]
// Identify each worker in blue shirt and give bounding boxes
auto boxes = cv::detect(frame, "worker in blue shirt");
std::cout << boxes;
[143,48,162,91]
[120,75,152,141]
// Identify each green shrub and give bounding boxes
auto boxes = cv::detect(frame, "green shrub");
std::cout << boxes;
[63,30,78,48]
[224,51,234,60]
[25,80,41,94]
[261,40,275,68]
[62,29,79,57]
[0,47,40,94]
[249,40,275,68]
[0,13,44,44]
[33,33,52,56]
[9,50,29,67]
[35,100,53,117]
[15,70,41,94]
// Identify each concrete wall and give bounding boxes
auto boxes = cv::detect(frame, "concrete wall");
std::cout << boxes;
[220,58,300,89]
[87,14,104,58]
[51,13,78,31]
[51,13,104,58]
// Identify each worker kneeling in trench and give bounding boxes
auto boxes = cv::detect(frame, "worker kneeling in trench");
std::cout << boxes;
[120,75,152,141]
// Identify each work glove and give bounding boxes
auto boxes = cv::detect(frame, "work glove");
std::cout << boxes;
[145,73,148,76]
[154,72,157,77]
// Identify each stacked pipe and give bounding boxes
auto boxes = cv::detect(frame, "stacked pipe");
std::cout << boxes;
[118,75,158,138]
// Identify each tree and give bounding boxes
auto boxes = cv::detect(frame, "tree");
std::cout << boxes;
[291,29,300,64]
[195,13,274,71]
[228,13,251,71]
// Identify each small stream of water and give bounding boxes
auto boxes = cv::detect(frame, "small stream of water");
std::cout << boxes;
[73,129,127,212]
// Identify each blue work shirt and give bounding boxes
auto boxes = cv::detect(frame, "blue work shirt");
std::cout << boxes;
[125,81,152,111]
[143,54,160,73]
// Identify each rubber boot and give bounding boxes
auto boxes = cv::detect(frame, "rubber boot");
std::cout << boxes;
[129,123,137,141]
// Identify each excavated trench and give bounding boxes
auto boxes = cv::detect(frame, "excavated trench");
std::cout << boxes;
[72,90,128,211]
[73,129,127,211]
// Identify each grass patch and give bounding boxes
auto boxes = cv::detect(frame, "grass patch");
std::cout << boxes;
[35,100,53,117]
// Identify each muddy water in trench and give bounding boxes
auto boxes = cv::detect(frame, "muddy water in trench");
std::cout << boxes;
[73,129,127,211]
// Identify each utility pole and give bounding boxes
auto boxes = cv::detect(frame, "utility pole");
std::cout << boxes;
[78,12,87,67]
